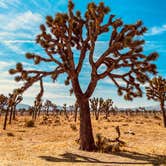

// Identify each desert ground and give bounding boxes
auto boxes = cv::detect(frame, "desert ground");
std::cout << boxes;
[0,113,166,166]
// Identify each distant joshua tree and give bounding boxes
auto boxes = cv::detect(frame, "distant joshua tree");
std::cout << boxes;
[89,97,104,120]
[146,76,166,127]
[10,94,23,121]
[0,94,8,115]
[102,98,113,119]
[43,100,52,116]
[9,1,158,150]
[3,90,21,129]
[63,103,69,119]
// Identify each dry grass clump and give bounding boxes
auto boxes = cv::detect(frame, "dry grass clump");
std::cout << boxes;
[154,115,161,120]
[25,120,35,127]
[70,123,77,131]
[7,132,15,137]
[95,126,126,153]
[95,133,125,153]
[39,115,53,125]
[0,114,165,165]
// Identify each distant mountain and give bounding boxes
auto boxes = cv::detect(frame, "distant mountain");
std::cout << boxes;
[16,103,162,111]
[16,104,30,110]
[144,105,161,111]
[118,105,161,111]
[16,104,73,111]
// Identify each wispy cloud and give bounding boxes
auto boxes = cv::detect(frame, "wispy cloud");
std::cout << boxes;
[0,0,20,8]
[5,11,42,31]
[0,11,42,43]
[146,24,166,36]
[3,40,35,43]
[0,61,15,69]
[3,42,25,54]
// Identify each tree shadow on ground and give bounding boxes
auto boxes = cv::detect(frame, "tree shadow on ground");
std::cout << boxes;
[39,151,166,166]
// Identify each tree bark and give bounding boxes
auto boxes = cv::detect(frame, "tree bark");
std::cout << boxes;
[74,107,78,122]
[12,105,16,120]
[3,107,9,130]
[161,101,166,128]
[9,106,13,124]
[78,98,96,151]
[95,110,99,120]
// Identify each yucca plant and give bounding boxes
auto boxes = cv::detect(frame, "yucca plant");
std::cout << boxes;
[146,76,166,127]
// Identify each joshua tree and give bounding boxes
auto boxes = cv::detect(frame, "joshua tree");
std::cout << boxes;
[102,98,113,119]
[8,94,23,124]
[0,94,8,116]
[33,79,43,120]
[43,99,52,116]
[89,97,104,120]
[3,90,18,130]
[51,103,57,116]
[32,99,42,120]
[12,95,23,121]
[146,76,166,127]
[9,1,158,150]
[63,103,69,119]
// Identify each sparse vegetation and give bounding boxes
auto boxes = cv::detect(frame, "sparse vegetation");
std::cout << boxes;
[25,120,35,127]
[0,0,165,165]
[0,114,165,165]
[7,132,15,137]
[70,123,77,131]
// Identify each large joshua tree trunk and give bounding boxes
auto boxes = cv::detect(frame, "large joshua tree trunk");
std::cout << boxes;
[78,98,96,151]
[161,101,166,127]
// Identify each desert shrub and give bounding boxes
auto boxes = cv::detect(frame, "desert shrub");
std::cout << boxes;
[25,120,35,127]
[122,123,128,126]
[107,118,111,122]
[40,115,54,125]
[154,115,161,120]
[7,132,15,137]
[70,123,77,131]
[43,115,48,121]
[54,116,60,123]
[95,133,125,153]
[144,115,149,119]
[53,116,61,126]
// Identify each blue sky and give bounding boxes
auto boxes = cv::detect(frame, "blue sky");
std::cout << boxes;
[0,0,165,108]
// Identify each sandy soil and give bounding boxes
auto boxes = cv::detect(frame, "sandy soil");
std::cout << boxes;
[0,113,166,166]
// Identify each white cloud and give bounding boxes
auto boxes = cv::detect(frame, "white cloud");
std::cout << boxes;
[146,24,166,36]
[0,0,20,8]
[3,40,35,43]
[0,32,33,40]
[103,77,148,88]
[0,61,15,69]
[6,11,42,31]
[3,42,25,54]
